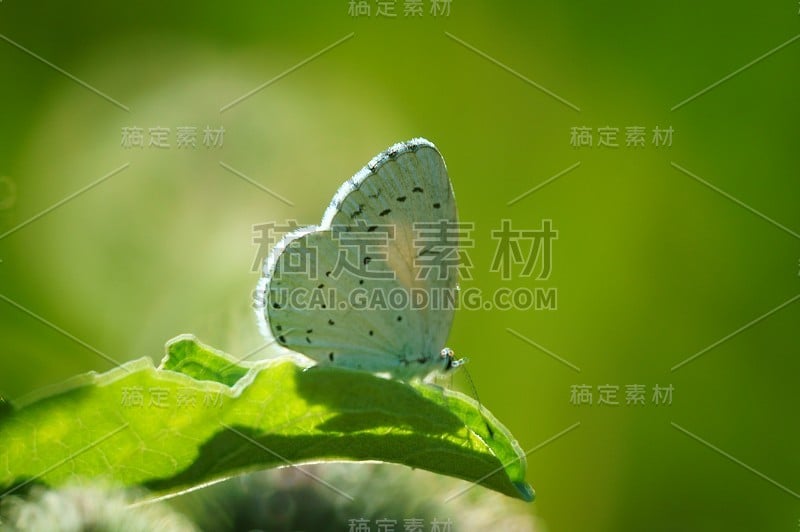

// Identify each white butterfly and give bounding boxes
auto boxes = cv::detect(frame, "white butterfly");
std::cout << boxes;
[255,138,464,380]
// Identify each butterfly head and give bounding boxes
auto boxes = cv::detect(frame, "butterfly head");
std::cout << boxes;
[441,347,466,372]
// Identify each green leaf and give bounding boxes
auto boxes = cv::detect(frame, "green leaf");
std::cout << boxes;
[0,335,533,502]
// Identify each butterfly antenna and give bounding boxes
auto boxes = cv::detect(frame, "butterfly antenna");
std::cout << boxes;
[461,364,494,439]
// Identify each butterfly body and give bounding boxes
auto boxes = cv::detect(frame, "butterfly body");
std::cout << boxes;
[255,138,462,381]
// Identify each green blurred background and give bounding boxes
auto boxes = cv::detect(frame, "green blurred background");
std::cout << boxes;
[1,1,798,530]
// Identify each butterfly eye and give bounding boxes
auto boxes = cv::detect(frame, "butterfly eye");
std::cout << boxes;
[440,347,454,359]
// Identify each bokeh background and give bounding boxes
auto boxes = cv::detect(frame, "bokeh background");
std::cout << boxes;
[1,2,798,530]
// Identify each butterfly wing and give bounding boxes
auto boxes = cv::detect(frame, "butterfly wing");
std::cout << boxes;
[255,138,459,379]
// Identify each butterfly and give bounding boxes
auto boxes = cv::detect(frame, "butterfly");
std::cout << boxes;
[255,138,464,380]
